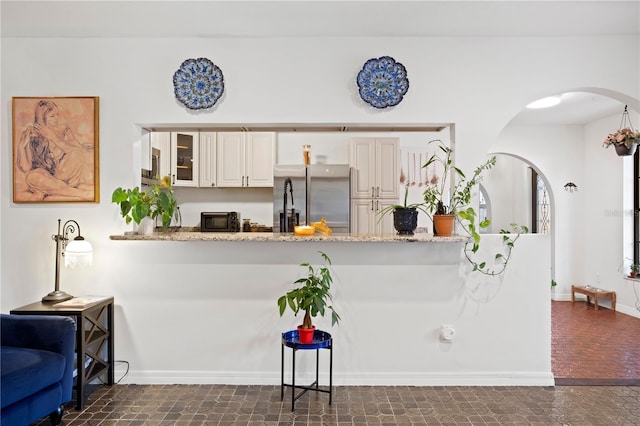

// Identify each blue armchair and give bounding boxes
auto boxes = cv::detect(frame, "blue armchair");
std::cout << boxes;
[1,314,75,426]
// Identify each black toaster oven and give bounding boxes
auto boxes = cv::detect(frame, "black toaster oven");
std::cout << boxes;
[200,212,240,232]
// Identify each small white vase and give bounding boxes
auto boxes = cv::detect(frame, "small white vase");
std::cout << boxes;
[136,217,155,235]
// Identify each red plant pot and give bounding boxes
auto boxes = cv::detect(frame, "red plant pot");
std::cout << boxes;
[297,325,316,344]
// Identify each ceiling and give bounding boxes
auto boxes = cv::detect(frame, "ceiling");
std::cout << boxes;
[510,92,627,126]
[2,1,638,126]
[2,1,639,38]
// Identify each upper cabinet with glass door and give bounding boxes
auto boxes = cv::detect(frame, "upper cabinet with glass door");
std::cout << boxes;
[171,131,199,187]
[146,130,275,188]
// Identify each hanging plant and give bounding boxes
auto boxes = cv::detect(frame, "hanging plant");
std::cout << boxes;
[602,105,640,156]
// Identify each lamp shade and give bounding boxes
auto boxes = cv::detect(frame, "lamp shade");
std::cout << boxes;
[65,238,93,268]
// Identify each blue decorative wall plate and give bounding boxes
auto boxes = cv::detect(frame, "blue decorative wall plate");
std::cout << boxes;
[356,56,409,109]
[173,57,224,110]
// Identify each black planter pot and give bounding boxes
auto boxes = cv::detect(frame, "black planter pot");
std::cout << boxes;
[614,144,637,156]
[393,208,418,235]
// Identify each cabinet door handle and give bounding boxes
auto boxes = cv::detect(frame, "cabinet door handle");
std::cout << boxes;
[371,186,375,197]
[172,174,175,184]
[376,200,380,211]
[246,176,249,187]
[371,200,374,211]
[377,186,380,197]
[242,176,245,186]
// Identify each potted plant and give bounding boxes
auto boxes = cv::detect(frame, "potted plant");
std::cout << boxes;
[378,185,429,235]
[629,263,639,278]
[422,139,496,237]
[112,175,179,232]
[422,139,528,275]
[277,251,340,343]
[603,127,640,156]
[602,106,640,156]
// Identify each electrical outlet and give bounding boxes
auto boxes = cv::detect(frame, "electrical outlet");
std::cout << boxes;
[440,324,456,342]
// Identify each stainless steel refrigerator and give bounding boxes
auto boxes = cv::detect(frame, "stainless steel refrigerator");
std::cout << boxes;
[273,164,351,234]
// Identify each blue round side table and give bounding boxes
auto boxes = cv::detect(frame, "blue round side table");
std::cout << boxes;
[280,329,333,411]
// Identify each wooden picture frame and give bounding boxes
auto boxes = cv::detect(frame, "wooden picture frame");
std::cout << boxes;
[12,96,100,203]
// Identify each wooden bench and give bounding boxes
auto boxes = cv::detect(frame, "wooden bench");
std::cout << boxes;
[571,285,616,311]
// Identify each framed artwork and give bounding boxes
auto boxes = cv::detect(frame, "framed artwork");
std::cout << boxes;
[12,96,100,203]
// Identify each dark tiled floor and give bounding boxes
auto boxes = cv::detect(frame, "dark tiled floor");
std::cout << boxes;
[42,384,640,425]
[32,301,640,425]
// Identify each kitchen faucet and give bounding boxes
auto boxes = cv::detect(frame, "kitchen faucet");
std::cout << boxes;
[283,178,295,232]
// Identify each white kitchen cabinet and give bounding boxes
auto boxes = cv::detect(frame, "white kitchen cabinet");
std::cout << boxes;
[217,132,275,187]
[199,132,217,187]
[246,132,276,187]
[350,199,396,235]
[350,137,398,233]
[170,131,199,187]
[216,132,245,187]
[350,137,398,199]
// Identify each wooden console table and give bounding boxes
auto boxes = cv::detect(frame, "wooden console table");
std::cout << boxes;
[571,285,616,311]
[11,297,114,410]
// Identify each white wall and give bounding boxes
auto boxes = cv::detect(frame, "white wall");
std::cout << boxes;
[492,125,587,297]
[491,114,640,319]
[1,34,638,383]
[583,113,640,318]
[483,154,531,231]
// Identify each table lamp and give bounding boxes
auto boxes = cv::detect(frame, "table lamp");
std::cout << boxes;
[42,219,93,302]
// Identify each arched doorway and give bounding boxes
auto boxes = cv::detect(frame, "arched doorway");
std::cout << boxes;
[489,88,640,382]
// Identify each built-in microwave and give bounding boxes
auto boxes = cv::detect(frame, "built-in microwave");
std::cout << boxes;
[201,212,240,232]
[141,148,161,186]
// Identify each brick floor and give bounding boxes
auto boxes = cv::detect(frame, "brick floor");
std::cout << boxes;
[551,300,640,383]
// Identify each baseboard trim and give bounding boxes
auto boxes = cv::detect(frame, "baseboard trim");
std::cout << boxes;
[551,296,640,319]
[555,378,640,386]
[121,370,555,387]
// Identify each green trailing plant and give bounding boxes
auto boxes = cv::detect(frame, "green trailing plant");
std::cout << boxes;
[462,223,528,276]
[422,139,528,276]
[112,176,178,231]
[278,251,340,329]
[551,279,557,288]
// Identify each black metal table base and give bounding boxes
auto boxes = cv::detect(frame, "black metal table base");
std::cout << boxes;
[280,330,333,411]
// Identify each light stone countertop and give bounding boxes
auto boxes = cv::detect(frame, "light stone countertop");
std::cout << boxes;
[109,231,469,243]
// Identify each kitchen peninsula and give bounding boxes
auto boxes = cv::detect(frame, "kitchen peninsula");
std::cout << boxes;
[105,232,551,386]
[109,232,469,243]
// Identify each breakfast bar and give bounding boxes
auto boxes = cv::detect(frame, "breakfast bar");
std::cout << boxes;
[109,231,469,243]
[103,232,551,387]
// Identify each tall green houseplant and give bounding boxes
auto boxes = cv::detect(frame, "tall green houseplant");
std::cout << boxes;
[278,251,340,329]
[422,139,528,275]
